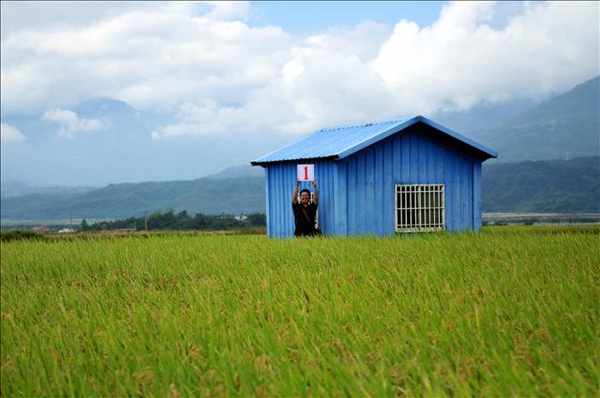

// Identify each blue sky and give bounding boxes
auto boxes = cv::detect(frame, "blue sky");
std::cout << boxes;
[1,1,598,186]
[253,1,447,33]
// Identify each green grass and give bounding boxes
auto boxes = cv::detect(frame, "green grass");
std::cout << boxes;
[1,226,599,396]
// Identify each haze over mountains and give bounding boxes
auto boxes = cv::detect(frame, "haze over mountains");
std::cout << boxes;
[1,76,599,222]
[474,76,599,162]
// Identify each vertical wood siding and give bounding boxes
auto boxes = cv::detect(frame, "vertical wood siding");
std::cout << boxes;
[265,160,337,238]
[263,126,486,238]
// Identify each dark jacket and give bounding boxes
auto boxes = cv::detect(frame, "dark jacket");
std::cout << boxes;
[292,202,318,236]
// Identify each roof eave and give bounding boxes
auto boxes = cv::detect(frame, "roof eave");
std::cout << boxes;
[251,155,340,167]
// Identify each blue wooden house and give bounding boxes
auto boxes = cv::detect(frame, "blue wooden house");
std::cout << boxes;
[251,115,497,238]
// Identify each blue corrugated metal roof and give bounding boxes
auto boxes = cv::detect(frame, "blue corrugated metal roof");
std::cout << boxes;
[251,115,497,165]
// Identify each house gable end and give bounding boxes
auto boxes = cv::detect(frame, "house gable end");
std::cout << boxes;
[251,116,497,167]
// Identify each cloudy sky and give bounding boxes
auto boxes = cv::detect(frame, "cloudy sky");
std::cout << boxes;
[1,1,598,186]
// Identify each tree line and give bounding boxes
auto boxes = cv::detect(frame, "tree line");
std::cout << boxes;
[80,210,266,232]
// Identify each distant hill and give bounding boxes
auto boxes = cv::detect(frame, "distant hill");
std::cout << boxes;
[3,76,599,223]
[483,156,600,213]
[2,157,598,223]
[0,176,266,222]
[432,98,535,137]
[206,164,264,179]
[0,179,97,198]
[478,76,599,162]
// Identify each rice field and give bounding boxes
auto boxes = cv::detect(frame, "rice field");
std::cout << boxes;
[1,226,599,397]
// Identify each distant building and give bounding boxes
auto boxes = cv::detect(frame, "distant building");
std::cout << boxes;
[32,226,51,233]
[251,115,497,238]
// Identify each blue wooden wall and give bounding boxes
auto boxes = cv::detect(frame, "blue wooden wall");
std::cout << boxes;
[263,127,485,238]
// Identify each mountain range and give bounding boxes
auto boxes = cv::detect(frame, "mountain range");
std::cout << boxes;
[474,76,599,162]
[483,156,599,213]
[1,76,598,223]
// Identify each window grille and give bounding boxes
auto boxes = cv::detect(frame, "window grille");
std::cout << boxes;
[395,184,445,232]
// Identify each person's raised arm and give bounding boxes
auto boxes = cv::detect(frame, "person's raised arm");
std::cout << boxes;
[292,180,300,204]
[312,180,318,206]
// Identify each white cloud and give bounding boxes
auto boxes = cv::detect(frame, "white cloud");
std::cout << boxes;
[151,100,236,139]
[0,1,137,39]
[42,109,102,138]
[127,1,600,141]
[151,20,395,139]
[1,3,290,114]
[0,123,26,142]
[1,1,598,136]
[1,1,598,186]
[372,1,599,112]
[202,1,252,21]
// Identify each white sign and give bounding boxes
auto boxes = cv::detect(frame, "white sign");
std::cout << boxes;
[297,164,315,181]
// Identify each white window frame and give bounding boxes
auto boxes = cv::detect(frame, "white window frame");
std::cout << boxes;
[395,184,445,233]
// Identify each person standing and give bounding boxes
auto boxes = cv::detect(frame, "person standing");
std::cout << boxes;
[292,179,319,237]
